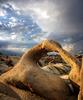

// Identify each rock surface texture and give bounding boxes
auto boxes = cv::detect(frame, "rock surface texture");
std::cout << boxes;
[0,40,81,100]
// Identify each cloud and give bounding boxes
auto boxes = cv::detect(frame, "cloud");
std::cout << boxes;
[0,3,42,43]
[0,40,10,49]
[5,0,83,33]
[11,34,17,40]
[0,8,5,16]
[0,39,33,54]
[63,43,75,52]
[7,0,60,32]
[6,47,26,53]
[0,0,83,55]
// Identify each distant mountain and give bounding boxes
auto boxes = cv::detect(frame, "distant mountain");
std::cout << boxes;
[0,49,23,56]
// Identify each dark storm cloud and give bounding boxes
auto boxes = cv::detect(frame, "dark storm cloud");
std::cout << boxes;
[0,41,10,48]
[66,0,83,22]
[1,0,82,33]
[0,0,8,3]
[63,0,83,32]
[51,0,83,32]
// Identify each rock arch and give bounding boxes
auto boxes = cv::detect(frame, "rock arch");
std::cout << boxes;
[0,40,81,100]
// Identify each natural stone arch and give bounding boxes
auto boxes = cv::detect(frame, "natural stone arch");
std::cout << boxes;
[0,40,81,100]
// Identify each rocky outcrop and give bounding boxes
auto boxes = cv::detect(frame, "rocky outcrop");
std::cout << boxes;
[78,58,83,100]
[0,82,45,100]
[0,56,14,67]
[42,63,70,75]
[0,40,81,100]
[42,40,81,85]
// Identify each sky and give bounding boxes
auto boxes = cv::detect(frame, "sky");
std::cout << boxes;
[0,0,83,55]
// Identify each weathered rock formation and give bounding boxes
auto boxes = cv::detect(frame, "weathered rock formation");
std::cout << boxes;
[0,40,81,100]
[42,40,81,85]
[0,81,45,100]
[78,57,83,100]
[42,63,70,75]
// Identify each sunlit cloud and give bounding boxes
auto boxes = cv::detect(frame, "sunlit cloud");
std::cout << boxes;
[8,1,61,33]
[0,8,5,16]
[9,17,17,22]
[8,21,17,28]
[6,47,26,52]
[32,8,50,19]
[63,43,75,52]
[0,35,11,41]
[0,36,5,41]
[11,34,17,40]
